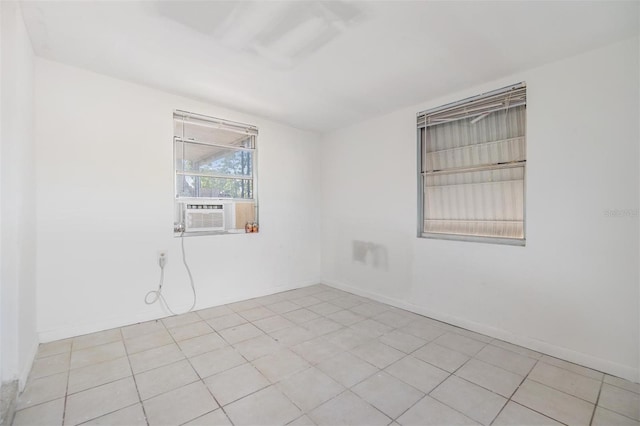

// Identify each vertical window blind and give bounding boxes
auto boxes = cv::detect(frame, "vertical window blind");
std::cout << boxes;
[417,83,526,243]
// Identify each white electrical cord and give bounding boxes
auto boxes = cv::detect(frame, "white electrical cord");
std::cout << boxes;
[144,232,197,315]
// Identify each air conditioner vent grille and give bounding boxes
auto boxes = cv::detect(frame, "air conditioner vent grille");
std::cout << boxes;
[185,204,225,232]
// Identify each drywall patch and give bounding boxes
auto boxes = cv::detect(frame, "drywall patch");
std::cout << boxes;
[156,1,364,69]
[352,240,388,269]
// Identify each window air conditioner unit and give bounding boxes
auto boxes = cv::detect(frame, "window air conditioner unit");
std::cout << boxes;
[184,203,225,232]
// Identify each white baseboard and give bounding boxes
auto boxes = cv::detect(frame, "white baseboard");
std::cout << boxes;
[324,278,639,383]
[38,280,320,343]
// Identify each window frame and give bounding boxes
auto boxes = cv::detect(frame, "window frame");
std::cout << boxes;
[416,83,527,246]
[173,110,259,236]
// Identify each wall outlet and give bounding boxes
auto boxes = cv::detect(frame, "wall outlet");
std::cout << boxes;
[158,250,167,267]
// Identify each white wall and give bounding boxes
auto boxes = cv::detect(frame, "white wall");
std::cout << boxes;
[35,59,321,342]
[26,21,640,384]
[320,36,640,382]
[0,1,38,388]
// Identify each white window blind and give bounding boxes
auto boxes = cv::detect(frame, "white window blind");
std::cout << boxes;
[417,83,526,244]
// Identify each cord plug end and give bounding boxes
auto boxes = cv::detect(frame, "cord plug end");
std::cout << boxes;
[158,251,167,268]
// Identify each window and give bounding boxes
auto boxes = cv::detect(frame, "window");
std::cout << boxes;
[417,83,526,245]
[174,110,258,235]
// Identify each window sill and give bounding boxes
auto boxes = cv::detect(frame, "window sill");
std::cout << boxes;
[174,229,259,238]
[419,232,526,246]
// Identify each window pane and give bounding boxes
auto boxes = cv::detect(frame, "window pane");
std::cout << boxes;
[426,105,526,153]
[176,175,253,199]
[424,168,524,221]
[424,106,526,171]
[423,219,524,239]
[175,141,253,177]
[174,119,255,148]
[424,136,525,172]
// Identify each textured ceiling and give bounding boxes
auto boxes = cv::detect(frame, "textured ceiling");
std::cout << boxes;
[21,1,640,131]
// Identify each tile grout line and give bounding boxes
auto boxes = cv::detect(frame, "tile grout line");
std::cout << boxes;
[165,311,235,425]
[536,354,607,380]
[182,298,592,426]
[361,326,467,423]
[425,340,569,425]
[222,300,353,423]
[221,315,305,424]
[421,347,485,424]
[453,353,594,426]
[588,376,604,426]
[21,286,640,426]
[60,342,73,426]
[389,355,453,423]
[164,315,233,425]
[488,358,536,426]
[73,402,142,426]
[118,326,150,426]
[330,387,394,425]
[601,380,640,395]
[523,375,602,405]
[64,343,145,424]
[471,344,536,375]
[171,289,628,424]
[171,310,319,424]
[373,305,617,425]
[237,296,385,423]
[124,322,203,400]
[504,401,570,426]
[253,288,522,423]
[62,354,135,396]
[29,340,120,382]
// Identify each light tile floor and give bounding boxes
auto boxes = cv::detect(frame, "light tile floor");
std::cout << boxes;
[12,284,640,426]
